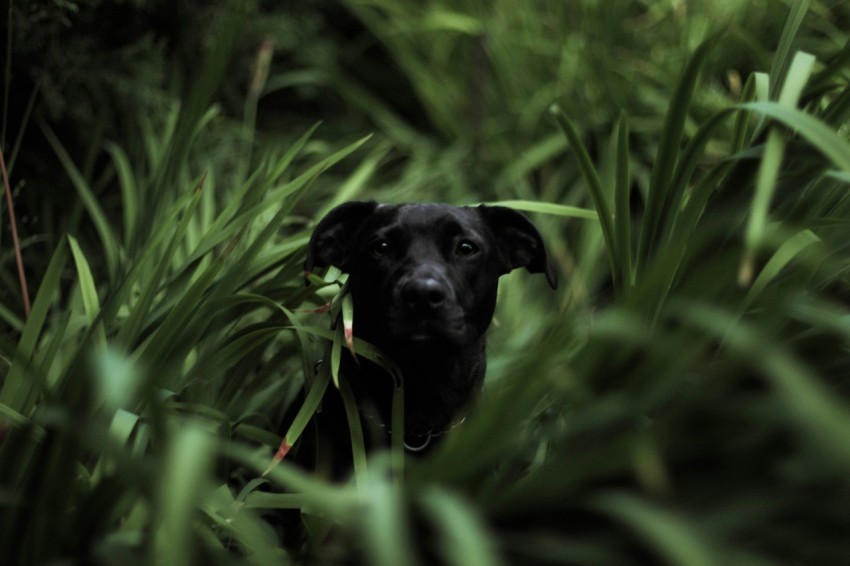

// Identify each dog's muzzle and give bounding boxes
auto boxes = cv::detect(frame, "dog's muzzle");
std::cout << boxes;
[389,271,467,345]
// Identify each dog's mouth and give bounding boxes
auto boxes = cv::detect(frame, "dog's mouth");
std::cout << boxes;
[387,315,468,347]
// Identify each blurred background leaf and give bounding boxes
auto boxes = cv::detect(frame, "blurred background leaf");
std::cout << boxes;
[2,0,850,564]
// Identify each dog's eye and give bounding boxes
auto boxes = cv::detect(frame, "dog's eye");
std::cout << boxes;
[370,240,390,257]
[456,240,479,257]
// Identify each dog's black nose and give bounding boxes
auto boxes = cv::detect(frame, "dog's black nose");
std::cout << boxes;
[400,278,446,310]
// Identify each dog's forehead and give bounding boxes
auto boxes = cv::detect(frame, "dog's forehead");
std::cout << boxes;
[366,204,484,236]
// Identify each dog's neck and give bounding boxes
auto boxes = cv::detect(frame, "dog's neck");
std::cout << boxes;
[345,337,487,438]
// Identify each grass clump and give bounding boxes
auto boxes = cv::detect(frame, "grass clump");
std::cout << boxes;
[2,0,850,564]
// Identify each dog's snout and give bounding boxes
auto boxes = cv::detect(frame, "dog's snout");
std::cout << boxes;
[400,277,447,310]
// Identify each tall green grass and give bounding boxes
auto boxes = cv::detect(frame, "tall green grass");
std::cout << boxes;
[2,0,850,564]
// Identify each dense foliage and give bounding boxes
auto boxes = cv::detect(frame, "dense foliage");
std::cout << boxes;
[2,0,850,564]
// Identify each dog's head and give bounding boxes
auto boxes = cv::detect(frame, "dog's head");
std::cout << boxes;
[305,202,557,353]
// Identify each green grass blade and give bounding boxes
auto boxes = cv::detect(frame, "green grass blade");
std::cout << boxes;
[741,130,786,286]
[485,199,598,220]
[769,0,812,100]
[331,323,344,390]
[420,488,504,566]
[339,376,368,481]
[324,141,391,213]
[778,51,816,108]
[41,123,120,277]
[93,349,143,414]
[116,187,203,350]
[0,302,24,332]
[637,38,716,275]
[740,101,850,171]
[496,134,568,190]
[274,134,374,210]
[677,301,850,470]
[731,73,757,152]
[155,423,214,566]
[743,229,821,308]
[360,474,415,566]
[201,485,289,564]
[68,235,106,346]
[265,358,331,473]
[661,108,736,243]
[0,237,68,412]
[104,141,139,247]
[149,5,245,207]
[613,112,633,290]
[550,105,618,290]
[594,493,717,566]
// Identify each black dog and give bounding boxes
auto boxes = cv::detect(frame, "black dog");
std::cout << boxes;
[305,201,557,453]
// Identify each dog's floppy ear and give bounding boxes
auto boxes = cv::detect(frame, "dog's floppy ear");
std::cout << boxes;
[305,201,379,277]
[477,205,558,289]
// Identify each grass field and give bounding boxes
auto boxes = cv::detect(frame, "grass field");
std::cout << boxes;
[2,0,850,564]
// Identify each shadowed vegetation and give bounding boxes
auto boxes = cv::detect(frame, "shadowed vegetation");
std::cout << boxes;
[2,0,850,564]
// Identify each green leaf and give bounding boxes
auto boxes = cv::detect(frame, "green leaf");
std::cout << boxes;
[280,356,331,458]
[68,235,105,346]
[359,473,415,566]
[0,302,24,332]
[741,130,786,286]
[41,124,120,277]
[0,237,68,413]
[594,492,718,566]
[420,488,504,566]
[93,347,144,412]
[201,485,289,564]
[613,112,633,291]
[740,101,850,172]
[768,0,812,101]
[116,187,203,350]
[743,229,822,307]
[155,423,215,566]
[778,51,816,108]
[331,322,344,390]
[677,301,850,471]
[550,105,618,291]
[104,141,139,247]
[485,199,598,220]
[637,37,716,275]
[339,376,368,481]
